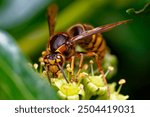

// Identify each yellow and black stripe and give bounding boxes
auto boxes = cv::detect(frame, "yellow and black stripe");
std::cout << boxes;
[81,33,106,58]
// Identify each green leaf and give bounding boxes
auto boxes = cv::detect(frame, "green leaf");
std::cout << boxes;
[0,31,59,99]
[0,0,52,29]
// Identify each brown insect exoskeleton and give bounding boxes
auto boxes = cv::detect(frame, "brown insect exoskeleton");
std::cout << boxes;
[41,4,130,92]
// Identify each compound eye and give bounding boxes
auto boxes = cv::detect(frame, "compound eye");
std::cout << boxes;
[56,55,61,59]
[68,24,84,37]
[56,54,64,65]
[50,33,69,52]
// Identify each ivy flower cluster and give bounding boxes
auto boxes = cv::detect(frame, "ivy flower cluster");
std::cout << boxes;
[32,52,128,100]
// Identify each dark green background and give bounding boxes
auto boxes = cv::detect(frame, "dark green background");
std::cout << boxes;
[0,0,150,99]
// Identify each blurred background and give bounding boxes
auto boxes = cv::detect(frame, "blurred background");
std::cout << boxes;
[0,0,150,99]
